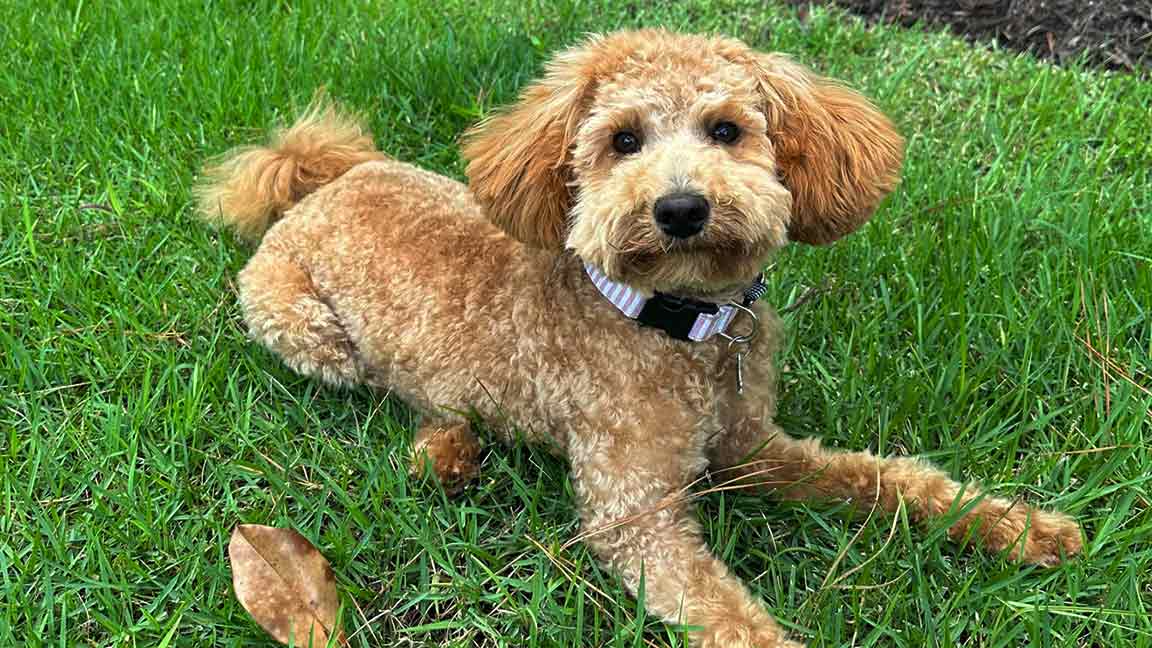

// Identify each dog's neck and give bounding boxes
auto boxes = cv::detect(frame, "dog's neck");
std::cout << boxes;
[583,261,766,342]
[658,282,757,305]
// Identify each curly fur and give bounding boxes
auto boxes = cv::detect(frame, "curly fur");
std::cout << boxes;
[198,30,1081,647]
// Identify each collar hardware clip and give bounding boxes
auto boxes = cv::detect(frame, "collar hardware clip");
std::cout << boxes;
[719,301,759,394]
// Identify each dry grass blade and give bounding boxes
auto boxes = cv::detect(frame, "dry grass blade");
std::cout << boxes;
[780,284,824,314]
[525,536,614,613]
[526,536,676,648]
[1077,334,1152,398]
[562,460,806,551]
[823,498,903,590]
[228,525,347,647]
[1075,329,1152,420]
[801,461,887,608]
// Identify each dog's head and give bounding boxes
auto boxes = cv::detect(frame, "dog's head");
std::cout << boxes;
[464,30,903,296]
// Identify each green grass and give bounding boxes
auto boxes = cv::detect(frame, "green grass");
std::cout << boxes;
[2,0,1150,646]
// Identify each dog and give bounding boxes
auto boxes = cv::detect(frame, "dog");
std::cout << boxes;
[198,29,1082,648]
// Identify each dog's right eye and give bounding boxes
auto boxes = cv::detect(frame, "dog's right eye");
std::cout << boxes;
[612,130,642,155]
[710,121,741,144]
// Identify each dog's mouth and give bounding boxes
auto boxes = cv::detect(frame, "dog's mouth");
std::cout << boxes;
[583,203,784,296]
[617,221,771,267]
[620,243,755,270]
[656,234,723,252]
[610,240,769,296]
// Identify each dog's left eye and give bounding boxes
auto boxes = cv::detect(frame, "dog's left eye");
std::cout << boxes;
[710,122,741,144]
[612,130,642,155]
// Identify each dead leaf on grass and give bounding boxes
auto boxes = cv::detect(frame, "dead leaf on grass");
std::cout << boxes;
[228,524,347,646]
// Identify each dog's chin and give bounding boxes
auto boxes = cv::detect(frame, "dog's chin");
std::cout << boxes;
[611,242,771,299]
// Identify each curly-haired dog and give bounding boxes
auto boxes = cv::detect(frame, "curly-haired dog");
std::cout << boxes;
[199,30,1081,647]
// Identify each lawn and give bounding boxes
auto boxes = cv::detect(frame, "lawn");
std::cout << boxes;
[2,0,1150,646]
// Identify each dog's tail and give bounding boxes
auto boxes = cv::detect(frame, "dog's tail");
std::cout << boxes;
[195,100,386,242]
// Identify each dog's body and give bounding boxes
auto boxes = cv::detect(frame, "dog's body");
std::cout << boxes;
[240,157,755,451]
[201,30,1080,647]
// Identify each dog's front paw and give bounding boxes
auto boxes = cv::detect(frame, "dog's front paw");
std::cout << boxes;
[1009,507,1083,566]
[962,501,1083,566]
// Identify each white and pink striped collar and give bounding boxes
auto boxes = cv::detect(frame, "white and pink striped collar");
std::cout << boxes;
[584,262,765,342]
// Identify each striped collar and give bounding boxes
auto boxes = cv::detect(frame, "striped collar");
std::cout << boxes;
[584,262,766,342]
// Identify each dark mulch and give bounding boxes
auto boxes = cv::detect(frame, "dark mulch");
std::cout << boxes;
[785,0,1152,73]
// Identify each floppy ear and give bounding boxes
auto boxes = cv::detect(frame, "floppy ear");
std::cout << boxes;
[752,55,904,245]
[462,45,601,249]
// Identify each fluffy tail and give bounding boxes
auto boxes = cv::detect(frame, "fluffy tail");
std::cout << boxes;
[195,100,386,241]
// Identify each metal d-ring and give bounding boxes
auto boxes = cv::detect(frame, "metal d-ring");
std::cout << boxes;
[719,301,759,347]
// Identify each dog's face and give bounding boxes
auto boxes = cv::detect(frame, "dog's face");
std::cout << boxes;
[564,58,789,293]
[465,30,904,297]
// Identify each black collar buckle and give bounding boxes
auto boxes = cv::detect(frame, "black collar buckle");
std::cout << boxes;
[636,294,719,341]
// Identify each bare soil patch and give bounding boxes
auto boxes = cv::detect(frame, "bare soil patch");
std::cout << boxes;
[785,0,1151,72]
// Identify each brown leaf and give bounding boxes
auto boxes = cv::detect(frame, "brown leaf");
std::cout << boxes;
[228,525,347,647]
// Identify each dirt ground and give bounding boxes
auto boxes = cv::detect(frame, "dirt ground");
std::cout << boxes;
[785,0,1151,73]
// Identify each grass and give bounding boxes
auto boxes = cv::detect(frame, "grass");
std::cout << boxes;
[1,0,1150,646]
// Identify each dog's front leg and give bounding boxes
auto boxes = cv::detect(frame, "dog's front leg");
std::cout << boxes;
[570,427,804,648]
[711,410,1082,566]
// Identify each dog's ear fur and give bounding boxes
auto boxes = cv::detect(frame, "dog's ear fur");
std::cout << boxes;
[463,44,604,249]
[749,54,904,245]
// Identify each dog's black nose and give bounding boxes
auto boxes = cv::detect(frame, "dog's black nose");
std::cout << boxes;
[654,193,709,238]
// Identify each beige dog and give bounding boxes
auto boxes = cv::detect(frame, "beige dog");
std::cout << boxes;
[199,29,1081,647]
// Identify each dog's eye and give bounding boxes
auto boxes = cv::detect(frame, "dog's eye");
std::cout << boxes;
[710,121,741,144]
[612,130,642,155]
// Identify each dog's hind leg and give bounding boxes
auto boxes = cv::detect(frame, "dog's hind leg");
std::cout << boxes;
[711,420,1082,566]
[237,242,363,388]
[239,242,483,495]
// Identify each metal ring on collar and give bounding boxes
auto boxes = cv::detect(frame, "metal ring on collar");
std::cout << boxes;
[719,301,758,346]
